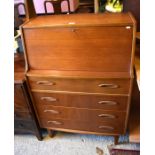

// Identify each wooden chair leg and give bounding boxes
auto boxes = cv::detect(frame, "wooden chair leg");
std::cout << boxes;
[114,136,119,145]
[47,129,55,137]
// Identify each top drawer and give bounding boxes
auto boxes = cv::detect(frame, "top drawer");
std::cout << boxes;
[23,26,133,72]
[28,77,131,95]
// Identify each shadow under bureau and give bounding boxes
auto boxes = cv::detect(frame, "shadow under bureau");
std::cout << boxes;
[21,13,136,144]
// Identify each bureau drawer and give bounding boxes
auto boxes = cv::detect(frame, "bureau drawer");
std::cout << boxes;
[40,118,125,135]
[36,105,126,123]
[29,77,130,94]
[14,84,29,112]
[14,105,29,113]
[14,119,34,132]
[32,92,128,111]
[14,111,31,120]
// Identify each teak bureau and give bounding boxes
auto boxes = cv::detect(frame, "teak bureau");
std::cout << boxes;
[21,13,136,143]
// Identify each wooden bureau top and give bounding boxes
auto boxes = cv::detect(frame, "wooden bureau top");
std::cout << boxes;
[22,13,135,28]
[21,12,136,75]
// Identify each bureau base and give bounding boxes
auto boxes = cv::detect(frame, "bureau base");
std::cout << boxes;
[46,128,120,144]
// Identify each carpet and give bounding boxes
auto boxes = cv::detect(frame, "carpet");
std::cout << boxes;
[14,131,140,155]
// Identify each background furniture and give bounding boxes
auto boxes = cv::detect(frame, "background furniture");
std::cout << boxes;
[14,0,79,15]
[123,0,140,32]
[44,0,71,14]
[129,77,140,143]
[94,0,140,31]
[129,33,140,143]
[21,13,136,144]
[14,30,23,53]
[14,53,42,140]
[78,0,94,13]
[14,3,26,29]
[94,0,99,13]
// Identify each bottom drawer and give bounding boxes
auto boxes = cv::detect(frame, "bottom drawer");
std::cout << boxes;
[40,118,125,135]
[14,120,34,132]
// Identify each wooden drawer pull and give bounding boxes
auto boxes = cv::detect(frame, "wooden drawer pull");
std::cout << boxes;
[98,114,116,119]
[44,110,60,114]
[47,121,62,125]
[98,83,119,88]
[36,81,55,86]
[41,97,57,102]
[98,101,117,105]
[98,126,114,130]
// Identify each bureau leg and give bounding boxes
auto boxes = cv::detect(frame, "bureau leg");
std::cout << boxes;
[36,130,43,141]
[47,129,55,138]
[114,136,119,145]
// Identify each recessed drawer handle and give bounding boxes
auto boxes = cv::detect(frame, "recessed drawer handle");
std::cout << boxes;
[98,114,116,119]
[41,97,57,102]
[47,121,62,125]
[98,83,119,88]
[98,126,114,130]
[98,101,117,105]
[44,110,60,114]
[36,81,55,86]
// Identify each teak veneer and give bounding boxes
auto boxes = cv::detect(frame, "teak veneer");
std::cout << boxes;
[21,13,136,144]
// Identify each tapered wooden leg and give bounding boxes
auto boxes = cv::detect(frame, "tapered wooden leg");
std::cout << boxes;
[47,129,55,138]
[36,130,43,141]
[114,136,119,145]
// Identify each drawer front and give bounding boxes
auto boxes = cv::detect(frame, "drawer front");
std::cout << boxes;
[14,84,29,112]
[40,118,124,135]
[14,120,34,132]
[14,111,31,120]
[32,92,128,111]
[29,77,130,94]
[36,105,126,123]
[14,105,29,113]
[24,26,133,72]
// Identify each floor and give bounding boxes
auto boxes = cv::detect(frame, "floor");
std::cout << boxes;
[14,131,140,155]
